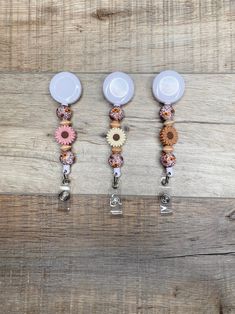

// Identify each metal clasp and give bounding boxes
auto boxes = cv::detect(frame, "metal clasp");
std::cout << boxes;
[62,173,70,185]
[112,175,120,189]
[160,193,173,215]
[58,190,70,202]
[110,194,123,215]
[161,174,170,186]
[58,173,70,203]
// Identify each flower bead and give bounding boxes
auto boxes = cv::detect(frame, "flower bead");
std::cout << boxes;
[108,153,124,168]
[106,128,126,147]
[159,105,175,121]
[60,150,75,165]
[109,107,125,121]
[56,105,72,120]
[160,126,178,146]
[55,125,76,145]
[160,152,176,167]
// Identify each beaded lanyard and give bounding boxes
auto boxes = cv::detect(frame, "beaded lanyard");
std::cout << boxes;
[49,72,82,208]
[152,71,185,215]
[103,72,135,215]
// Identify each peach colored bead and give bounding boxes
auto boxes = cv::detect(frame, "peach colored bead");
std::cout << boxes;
[110,120,121,128]
[112,147,122,154]
[61,145,72,151]
[163,120,175,127]
[163,146,174,153]
[60,120,72,126]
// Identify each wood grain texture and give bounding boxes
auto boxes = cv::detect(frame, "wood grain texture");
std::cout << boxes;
[0,195,234,314]
[0,0,235,312]
[0,73,235,197]
[0,0,234,73]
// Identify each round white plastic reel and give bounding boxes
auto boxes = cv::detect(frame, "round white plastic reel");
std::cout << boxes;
[103,72,134,106]
[49,72,82,105]
[152,70,185,105]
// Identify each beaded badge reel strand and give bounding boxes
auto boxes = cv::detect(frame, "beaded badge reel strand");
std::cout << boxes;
[103,72,135,215]
[49,72,82,209]
[152,71,185,215]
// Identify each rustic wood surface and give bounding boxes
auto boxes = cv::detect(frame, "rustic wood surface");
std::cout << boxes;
[0,195,234,314]
[1,73,235,197]
[0,0,235,313]
[0,0,234,73]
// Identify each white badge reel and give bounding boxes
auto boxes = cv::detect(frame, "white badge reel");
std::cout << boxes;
[103,71,135,106]
[49,72,82,105]
[152,70,185,105]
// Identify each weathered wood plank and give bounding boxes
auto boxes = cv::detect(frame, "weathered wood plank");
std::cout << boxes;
[0,0,234,72]
[0,73,234,197]
[0,195,234,314]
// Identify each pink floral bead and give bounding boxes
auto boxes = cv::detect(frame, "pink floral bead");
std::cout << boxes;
[159,105,175,121]
[160,152,176,167]
[109,107,125,121]
[60,151,75,165]
[108,154,124,168]
[55,125,76,145]
[56,105,72,120]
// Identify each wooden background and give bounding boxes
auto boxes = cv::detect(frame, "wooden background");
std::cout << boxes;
[0,0,235,313]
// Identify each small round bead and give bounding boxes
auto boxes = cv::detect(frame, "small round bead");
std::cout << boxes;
[159,105,175,121]
[109,107,125,121]
[163,146,174,153]
[112,147,122,154]
[60,151,75,165]
[160,152,176,167]
[108,153,124,168]
[60,120,72,126]
[164,120,175,127]
[110,120,121,128]
[56,105,72,120]
[61,145,72,151]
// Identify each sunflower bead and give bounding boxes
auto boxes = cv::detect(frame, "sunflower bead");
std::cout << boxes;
[160,126,178,146]
[106,128,126,147]
[55,125,76,145]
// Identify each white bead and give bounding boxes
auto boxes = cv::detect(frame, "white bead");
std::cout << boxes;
[63,164,71,174]
[113,168,121,177]
[166,167,174,177]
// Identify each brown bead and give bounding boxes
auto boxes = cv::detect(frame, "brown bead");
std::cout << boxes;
[163,120,175,127]
[110,120,121,128]
[112,147,122,154]
[60,145,72,151]
[163,146,174,153]
[60,120,72,126]
[160,126,178,146]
